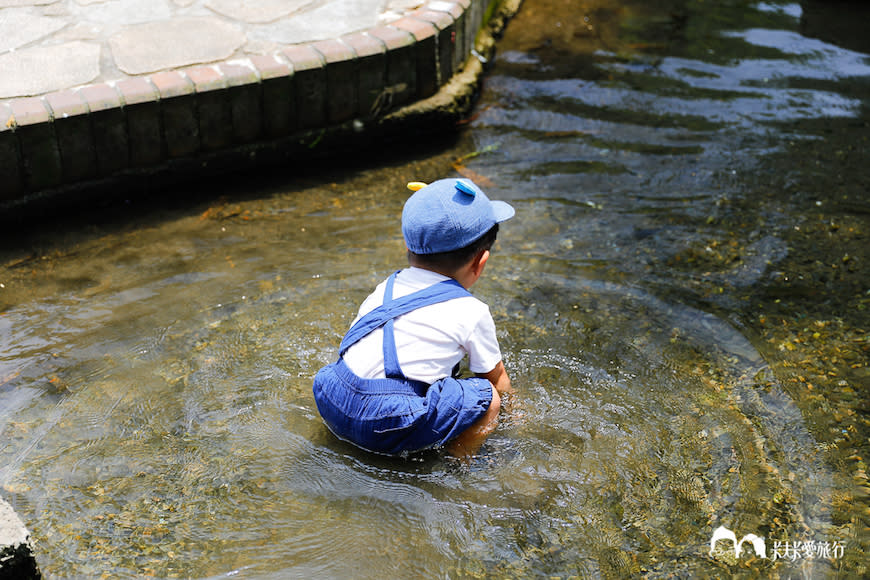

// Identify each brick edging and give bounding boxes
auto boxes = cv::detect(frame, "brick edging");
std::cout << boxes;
[0,0,514,210]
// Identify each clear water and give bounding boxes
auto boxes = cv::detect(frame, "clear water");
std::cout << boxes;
[1,0,869,578]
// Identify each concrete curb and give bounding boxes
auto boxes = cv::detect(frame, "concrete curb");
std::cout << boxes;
[0,0,521,216]
[0,496,41,580]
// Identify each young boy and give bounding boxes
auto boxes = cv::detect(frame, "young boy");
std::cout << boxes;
[312,178,514,457]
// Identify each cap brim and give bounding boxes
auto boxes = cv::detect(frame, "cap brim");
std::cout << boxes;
[491,200,515,223]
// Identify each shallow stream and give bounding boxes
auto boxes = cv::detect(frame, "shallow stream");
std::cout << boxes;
[1,0,869,577]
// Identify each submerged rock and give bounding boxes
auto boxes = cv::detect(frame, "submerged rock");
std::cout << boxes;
[0,495,41,579]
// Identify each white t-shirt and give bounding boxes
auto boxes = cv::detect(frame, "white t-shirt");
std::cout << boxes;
[342,267,502,384]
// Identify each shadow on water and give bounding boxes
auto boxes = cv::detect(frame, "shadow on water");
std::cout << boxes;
[1,0,869,578]
[0,131,466,258]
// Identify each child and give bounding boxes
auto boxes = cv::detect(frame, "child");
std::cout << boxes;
[313,178,514,457]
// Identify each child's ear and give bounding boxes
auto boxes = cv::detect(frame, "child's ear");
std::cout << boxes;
[473,249,490,275]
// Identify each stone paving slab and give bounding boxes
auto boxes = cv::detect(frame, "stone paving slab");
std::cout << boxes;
[0,0,522,212]
[0,42,102,99]
[109,17,246,75]
[0,8,66,53]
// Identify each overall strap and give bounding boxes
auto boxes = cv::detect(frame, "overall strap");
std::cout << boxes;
[339,272,471,359]
[381,273,403,378]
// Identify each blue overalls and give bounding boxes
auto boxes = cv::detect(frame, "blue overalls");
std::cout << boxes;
[312,272,493,456]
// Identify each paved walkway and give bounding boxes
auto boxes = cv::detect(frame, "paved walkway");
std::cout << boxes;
[0,0,519,212]
[0,0,424,100]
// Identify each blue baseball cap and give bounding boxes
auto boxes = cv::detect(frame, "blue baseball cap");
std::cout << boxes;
[402,178,515,254]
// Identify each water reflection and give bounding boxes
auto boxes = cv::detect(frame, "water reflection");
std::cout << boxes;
[1,0,868,577]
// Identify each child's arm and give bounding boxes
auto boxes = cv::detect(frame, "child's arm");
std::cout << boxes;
[477,361,512,396]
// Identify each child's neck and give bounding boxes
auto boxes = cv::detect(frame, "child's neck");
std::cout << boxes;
[409,264,462,282]
[408,256,485,290]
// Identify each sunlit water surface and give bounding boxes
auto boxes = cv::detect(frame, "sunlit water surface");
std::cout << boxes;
[1,0,869,578]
